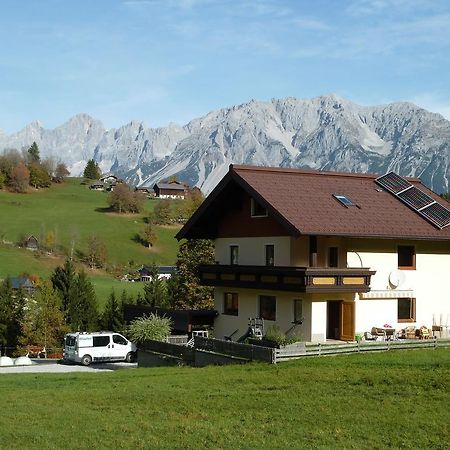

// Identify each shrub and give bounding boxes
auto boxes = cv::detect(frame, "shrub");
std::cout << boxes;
[264,325,301,347]
[126,313,172,343]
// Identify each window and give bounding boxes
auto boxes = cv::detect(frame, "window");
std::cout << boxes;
[230,245,239,265]
[328,247,338,268]
[333,194,355,207]
[293,299,303,324]
[113,334,128,345]
[398,298,416,322]
[265,244,274,266]
[93,336,110,347]
[224,292,239,316]
[259,295,276,321]
[251,198,268,217]
[398,245,415,269]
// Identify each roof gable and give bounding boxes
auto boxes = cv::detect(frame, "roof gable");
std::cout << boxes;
[178,165,450,241]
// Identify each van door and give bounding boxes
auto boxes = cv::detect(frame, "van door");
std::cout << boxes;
[110,334,130,361]
[91,335,112,362]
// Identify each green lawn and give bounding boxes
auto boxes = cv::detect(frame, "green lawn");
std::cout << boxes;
[0,179,181,308]
[0,348,449,449]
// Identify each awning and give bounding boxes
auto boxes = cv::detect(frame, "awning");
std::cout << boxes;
[359,290,414,299]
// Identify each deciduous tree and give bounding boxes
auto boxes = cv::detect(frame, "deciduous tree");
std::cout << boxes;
[19,281,68,351]
[0,278,25,355]
[86,234,108,268]
[169,239,214,310]
[55,162,70,180]
[142,223,158,248]
[9,162,30,193]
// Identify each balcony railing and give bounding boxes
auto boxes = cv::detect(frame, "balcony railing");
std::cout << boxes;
[198,264,375,293]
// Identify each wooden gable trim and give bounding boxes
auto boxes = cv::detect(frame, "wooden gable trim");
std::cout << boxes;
[176,165,302,240]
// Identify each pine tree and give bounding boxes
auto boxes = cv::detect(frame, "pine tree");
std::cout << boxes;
[51,259,77,315]
[142,264,169,308]
[100,291,123,331]
[51,260,98,331]
[27,142,40,163]
[69,271,98,331]
[83,159,101,180]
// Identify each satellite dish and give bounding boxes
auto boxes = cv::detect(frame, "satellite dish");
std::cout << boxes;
[389,270,405,288]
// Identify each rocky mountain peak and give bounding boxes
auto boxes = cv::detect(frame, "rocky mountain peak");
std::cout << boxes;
[0,96,449,194]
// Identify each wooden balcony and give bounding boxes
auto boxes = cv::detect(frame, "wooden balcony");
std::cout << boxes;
[198,264,375,293]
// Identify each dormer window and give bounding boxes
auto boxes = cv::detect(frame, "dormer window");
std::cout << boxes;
[251,198,268,217]
[333,194,355,207]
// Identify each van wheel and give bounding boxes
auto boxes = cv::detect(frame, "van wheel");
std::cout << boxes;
[126,352,136,363]
[81,355,92,366]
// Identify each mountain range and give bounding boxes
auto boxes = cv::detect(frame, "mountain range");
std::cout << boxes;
[0,94,449,194]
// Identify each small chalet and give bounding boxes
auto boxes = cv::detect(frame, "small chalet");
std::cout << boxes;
[10,277,36,295]
[153,181,187,199]
[135,186,156,198]
[138,265,177,281]
[25,235,39,251]
[100,175,118,184]
[89,180,105,191]
[177,164,450,343]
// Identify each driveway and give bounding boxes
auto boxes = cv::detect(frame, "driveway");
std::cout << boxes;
[0,360,137,374]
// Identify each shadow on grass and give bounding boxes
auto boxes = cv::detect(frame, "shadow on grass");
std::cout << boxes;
[95,207,113,213]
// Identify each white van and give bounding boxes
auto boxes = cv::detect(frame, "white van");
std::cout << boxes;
[63,331,137,366]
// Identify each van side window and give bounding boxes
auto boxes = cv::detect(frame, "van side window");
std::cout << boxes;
[93,336,110,347]
[113,334,128,345]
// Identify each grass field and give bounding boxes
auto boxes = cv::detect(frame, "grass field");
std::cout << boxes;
[0,348,449,449]
[0,179,181,307]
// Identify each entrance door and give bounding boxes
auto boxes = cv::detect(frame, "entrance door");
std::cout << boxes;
[326,301,341,339]
[340,302,355,341]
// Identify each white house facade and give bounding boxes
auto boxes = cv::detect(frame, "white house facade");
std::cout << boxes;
[177,165,450,343]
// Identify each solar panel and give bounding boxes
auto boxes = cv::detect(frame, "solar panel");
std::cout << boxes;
[398,186,434,210]
[375,171,450,229]
[376,172,412,194]
[420,202,450,229]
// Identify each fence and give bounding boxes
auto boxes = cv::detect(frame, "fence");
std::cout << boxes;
[275,338,450,362]
[194,336,275,363]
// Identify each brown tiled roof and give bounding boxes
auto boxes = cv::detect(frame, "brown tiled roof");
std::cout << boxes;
[177,164,450,240]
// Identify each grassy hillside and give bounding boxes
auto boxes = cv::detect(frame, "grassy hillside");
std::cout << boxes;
[0,348,449,449]
[0,178,180,265]
[0,179,181,307]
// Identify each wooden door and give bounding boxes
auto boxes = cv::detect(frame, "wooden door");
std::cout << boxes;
[340,302,355,341]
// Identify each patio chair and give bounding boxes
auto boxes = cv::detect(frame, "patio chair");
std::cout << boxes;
[416,326,431,339]
[371,327,386,341]
[397,326,416,339]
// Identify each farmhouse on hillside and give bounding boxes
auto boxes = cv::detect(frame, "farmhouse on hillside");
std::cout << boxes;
[177,164,450,343]
[10,277,37,295]
[153,181,187,199]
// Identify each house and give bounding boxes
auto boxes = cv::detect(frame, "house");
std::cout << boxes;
[135,186,156,198]
[177,165,450,343]
[138,265,177,282]
[10,277,36,295]
[25,235,39,251]
[89,180,105,191]
[153,182,187,199]
[100,175,118,184]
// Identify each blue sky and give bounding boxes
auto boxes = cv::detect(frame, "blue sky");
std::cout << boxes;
[1,0,450,133]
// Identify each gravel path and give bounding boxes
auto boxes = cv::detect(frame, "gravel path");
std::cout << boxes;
[0,360,137,374]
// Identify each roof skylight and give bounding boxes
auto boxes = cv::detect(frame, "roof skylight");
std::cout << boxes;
[333,194,355,207]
